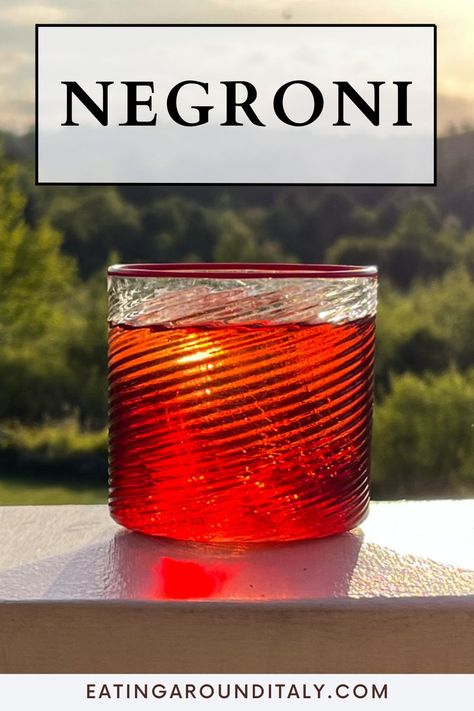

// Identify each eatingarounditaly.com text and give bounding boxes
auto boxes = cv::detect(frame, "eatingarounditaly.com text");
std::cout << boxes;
[86,681,389,701]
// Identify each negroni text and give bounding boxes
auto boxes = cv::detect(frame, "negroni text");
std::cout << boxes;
[61,79,412,128]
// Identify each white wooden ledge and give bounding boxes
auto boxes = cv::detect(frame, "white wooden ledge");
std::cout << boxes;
[0,501,473,673]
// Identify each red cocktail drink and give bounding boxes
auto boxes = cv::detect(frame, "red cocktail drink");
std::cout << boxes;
[108,264,377,542]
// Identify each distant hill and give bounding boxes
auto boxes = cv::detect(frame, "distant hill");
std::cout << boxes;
[1,128,473,227]
[0,129,35,164]
[436,130,474,225]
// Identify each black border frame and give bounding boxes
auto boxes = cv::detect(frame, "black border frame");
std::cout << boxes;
[35,23,437,187]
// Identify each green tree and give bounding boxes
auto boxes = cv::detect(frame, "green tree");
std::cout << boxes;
[0,158,78,421]
[375,269,474,393]
[264,190,358,263]
[213,209,295,262]
[327,200,459,289]
[372,369,474,497]
[143,197,219,262]
[66,270,108,426]
[46,188,141,276]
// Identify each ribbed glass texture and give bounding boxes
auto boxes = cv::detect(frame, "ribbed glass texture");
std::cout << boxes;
[108,264,377,543]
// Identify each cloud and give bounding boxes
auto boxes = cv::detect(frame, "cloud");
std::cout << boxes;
[0,4,69,27]
[0,0,472,134]
[0,51,31,75]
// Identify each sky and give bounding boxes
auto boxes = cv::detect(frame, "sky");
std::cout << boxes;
[0,0,473,134]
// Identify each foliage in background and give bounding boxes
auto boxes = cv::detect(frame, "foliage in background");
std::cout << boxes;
[0,130,474,502]
[373,369,474,497]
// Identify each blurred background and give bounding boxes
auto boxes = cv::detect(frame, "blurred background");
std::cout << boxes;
[0,1,473,504]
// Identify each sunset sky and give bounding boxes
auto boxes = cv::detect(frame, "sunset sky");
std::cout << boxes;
[0,0,472,133]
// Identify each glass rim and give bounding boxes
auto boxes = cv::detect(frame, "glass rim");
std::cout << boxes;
[108,262,378,279]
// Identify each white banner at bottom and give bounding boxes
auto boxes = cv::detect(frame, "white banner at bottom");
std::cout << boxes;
[0,675,472,710]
